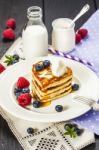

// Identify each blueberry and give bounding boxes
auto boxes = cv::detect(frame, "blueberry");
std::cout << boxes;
[14,87,22,98]
[55,105,63,112]
[13,54,20,60]
[75,128,84,136]
[33,101,41,108]
[15,92,22,98]
[64,124,72,130]
[27,127,34,134]
[72,124,78,128]
[12,59,19,64]
[35,64,44,71]
[43,60,50,68]
[72,84,79,91]
[64,123,78,130]
[22,88,30,93]
[14,87,22,94]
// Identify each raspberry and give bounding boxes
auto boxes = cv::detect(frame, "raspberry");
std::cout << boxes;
[75,33,81,44]
[0,64,6,74]
[2,28,15,40]
[6,18,16,29]
[78,28,88,39]
[18,93,31,107]
[16,77,30,88]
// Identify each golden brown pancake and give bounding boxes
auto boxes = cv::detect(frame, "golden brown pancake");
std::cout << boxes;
[32,60,73,102]
[31,88,72,102]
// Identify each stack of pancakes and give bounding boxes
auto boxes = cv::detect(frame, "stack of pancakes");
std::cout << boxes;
[32,61,73,102]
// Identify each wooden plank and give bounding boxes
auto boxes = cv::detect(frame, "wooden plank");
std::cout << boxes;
[44,0,96,43]
[0,115,22,150]
[95,0,99,8]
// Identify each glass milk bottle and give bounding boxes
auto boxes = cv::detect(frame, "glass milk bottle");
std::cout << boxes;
[22,6,48,60]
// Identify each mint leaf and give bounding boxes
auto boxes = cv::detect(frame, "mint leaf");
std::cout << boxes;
[64,126,77,138]
[4,55,15,66]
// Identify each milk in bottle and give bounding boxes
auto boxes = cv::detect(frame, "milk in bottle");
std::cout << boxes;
[22,6,48,60]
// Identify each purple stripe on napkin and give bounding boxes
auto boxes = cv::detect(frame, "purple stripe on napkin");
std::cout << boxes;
[48,48,93,67]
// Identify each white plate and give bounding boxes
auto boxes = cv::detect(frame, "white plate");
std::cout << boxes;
[0,56,99,122]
